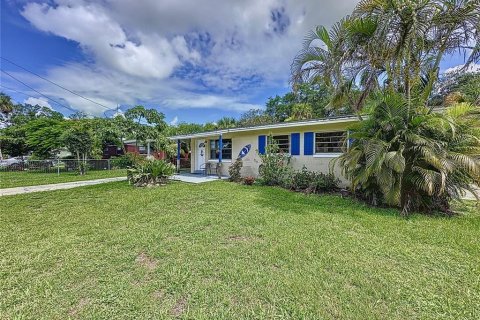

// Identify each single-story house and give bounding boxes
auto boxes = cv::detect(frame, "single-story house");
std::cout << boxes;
[169,115,358,184]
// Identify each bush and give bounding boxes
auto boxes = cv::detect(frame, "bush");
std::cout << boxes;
[228,158,243,182]
[257,138,292,186]
[282,166,339,193]
[338,94,480,215]
[111,153,145,169]
[243,176,255,185]
[127,159,175,187]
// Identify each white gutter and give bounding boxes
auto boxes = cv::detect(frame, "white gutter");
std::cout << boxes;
[169,116,359,140]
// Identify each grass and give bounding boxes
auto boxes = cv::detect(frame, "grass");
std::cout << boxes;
[1,181,479,319]
[0,169,126,188]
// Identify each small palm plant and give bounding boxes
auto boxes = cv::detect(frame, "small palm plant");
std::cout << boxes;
[338,93,480,215]
[127,159,175,187]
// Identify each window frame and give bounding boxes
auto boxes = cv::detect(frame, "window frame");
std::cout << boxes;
[313,131,347,156]
[209,138,233,160]
[269,134,290,154]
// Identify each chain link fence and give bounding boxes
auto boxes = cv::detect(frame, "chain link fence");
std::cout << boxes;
[0,159,113,173]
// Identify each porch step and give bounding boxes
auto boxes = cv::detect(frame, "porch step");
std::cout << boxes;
[193,170,204,174]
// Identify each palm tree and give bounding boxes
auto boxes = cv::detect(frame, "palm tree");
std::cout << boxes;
[0,93,14,118]
[292,0,479,111]
[285,103,314,121]
[337,93,480,214]
[216,117,237,129]
[0,93,15,160]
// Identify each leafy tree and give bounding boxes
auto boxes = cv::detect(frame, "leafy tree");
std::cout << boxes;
[337,93,480,215]
[217,117,237,129]
[238,109,274,127]
[165,122,205,136]
[265,95,293,121]
[9,103,63,125]
[0,125,28,158]
[265,83,336,122]
[124,105,167,147]
[285,103,314,121]
[61,122,96,175]
[154,134,177,158]
[24,118,69,158]
[69,111,89,120]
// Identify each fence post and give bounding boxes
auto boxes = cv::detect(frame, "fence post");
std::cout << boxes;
[108,159,111,170]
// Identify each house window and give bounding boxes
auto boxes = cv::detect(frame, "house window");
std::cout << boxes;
[315,131,346,154]
[271,135,290,153]
[210,139,232,160]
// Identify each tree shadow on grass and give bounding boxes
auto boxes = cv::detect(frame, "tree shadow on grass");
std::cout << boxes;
[244,184,407,220]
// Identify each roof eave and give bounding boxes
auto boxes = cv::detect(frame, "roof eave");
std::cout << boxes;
[168,116,359,140]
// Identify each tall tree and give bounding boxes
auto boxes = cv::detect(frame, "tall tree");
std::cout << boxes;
[0,93,14,126]
[61,121,96,175]
[238,109,274,127]
[124,105,167,146]
[216,117,237,129]
[24,118,69,158]
[292,0,479,111]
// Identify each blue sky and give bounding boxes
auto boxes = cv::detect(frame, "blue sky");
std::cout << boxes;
[0,0,475,125]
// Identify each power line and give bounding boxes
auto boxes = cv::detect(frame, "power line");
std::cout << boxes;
[1,57,115,111]
[1,69,81,114]
[0,84,35,97]
[0,83,103,119]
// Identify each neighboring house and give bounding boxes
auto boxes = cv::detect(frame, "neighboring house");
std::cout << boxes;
[102,139,167,159]
[169,115,358,184]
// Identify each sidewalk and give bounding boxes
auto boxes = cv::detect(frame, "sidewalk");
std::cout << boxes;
[0,177,127,197]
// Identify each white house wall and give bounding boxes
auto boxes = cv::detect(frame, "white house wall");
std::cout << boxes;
[189,121,352,186]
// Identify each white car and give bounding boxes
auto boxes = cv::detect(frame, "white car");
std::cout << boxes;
[0,157,24,168]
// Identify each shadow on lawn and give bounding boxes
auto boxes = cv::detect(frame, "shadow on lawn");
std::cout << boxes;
[241,183,402,219]
[245,183,478,220]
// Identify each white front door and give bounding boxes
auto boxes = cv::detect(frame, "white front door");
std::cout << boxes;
[196,140,206,171]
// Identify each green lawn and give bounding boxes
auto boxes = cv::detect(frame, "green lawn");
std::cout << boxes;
[0,169,126,188]
[1,181,479,319]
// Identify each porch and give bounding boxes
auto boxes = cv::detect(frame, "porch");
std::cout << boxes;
[174,134,229,175]
[172,172,228,184]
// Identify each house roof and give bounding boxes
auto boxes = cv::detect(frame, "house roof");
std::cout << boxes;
[123,139,155,144]
[168,115,359,140]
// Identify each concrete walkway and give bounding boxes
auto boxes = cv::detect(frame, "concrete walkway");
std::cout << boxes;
[172,173,227,184]
[464,187,480,201]
[0,177,127,197]
[0,174,225,196]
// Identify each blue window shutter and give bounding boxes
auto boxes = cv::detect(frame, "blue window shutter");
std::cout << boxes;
[304,132,314,155]
[258,135,266,154]
[291,133,300,155]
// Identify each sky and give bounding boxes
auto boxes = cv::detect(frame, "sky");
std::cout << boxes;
[0,0,475,125]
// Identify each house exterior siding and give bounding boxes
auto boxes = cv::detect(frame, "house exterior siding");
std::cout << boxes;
[180,119,355,186]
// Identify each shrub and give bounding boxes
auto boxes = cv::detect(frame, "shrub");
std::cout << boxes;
[257,138,292,186]
[127,159,175,187]
[282,166,339,193]
[243,176,255,185]
[228,158,243,182]
[111,153,144,169]
[337,93,480,215]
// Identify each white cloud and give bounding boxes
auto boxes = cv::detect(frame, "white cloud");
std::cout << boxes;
[24,97,52,109]
[169,116,179,126]
[17,0,358,115]
[445,63,480,74]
